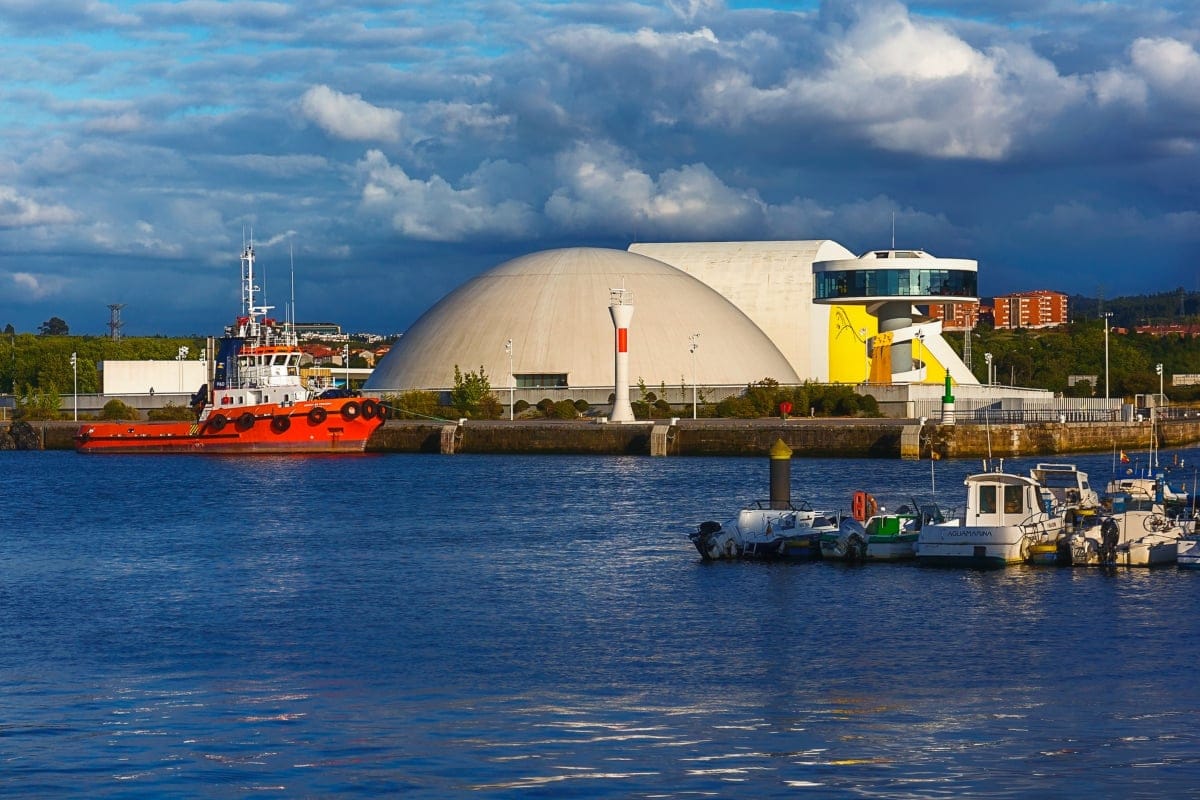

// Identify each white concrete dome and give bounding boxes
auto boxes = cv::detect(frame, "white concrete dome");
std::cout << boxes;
[365,247,800,392]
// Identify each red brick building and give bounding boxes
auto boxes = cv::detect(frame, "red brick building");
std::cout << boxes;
[991,290,1068,329]
[927,301,985,331]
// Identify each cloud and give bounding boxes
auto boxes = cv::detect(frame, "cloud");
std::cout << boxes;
[0,186,78,228]
[84,112,146,134]
[545,141,763,238]
[9,271,67,299]
[666,0,724,23]
[356,150,538,241]
[696,0,1088,160]
[299,85,404,142]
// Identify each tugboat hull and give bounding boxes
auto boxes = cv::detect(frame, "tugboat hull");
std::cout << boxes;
[76,398,384,454]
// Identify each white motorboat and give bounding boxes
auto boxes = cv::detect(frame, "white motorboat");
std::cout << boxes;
[1068,491,1183,567]
[690,438,839,561]
[691,501,840,561]
[918,470,1070,567]
[1177,521,1200,568]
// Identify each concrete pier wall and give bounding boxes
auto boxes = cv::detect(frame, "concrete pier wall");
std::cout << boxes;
[10,417,1200,458]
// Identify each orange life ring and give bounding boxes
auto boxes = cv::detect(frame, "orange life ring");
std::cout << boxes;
[852,491,879,522]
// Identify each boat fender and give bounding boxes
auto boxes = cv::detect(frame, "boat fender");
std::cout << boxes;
[361,399,378,420]
[236,412,256,431]
[207,413,227,432]
[341,401,361,421]
[271,415,291,433]
[308,406,328,425]
[376,403,390,421]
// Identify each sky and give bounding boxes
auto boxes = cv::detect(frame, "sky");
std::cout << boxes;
[1,0,1199,336]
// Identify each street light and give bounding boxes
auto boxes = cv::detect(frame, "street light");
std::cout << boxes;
[1102,312,1112,401]
[1156,363,1164,410]
[859,328,869,382]
[505,338,514,421]
[177,345,189,392]
[70,351,77,421]
[689,333,700,419]
[914,331,925,382]
[984,352,993,386]
[343,344,350,389]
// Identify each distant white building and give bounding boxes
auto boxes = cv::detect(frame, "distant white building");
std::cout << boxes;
[101,361,207,396]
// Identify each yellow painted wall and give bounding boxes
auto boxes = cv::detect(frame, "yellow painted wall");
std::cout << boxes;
[827,306,877,383]
[827,305,949,384]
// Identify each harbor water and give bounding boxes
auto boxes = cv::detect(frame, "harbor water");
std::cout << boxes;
[2,449,1199,798]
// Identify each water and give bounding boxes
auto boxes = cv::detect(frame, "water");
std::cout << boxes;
[2,449,1199,798]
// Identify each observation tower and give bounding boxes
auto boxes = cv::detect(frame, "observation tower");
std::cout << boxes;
[813,249,978,383]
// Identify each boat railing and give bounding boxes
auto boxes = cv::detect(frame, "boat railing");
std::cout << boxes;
[749,499,815,512]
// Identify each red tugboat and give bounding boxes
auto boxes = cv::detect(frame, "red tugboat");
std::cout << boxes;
[76,241,386,454]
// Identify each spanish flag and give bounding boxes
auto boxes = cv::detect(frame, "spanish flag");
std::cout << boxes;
[1120,450,1130,463]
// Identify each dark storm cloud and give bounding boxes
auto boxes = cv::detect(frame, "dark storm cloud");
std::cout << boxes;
[1,0,1198,334]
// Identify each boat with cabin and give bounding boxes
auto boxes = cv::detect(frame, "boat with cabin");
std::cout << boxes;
[917,462,1096,567]
[76,240,386,454]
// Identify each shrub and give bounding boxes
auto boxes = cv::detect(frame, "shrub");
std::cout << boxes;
[100,398,139,420]
[654,398,672,414]
[15,383,62,421]
[388,391,441,420]
[513,399,531,414]
[550,399,578,419]
[573,398,590,413]
[147,402,195,421]
[475,394,503,420]
[536,398,554,412]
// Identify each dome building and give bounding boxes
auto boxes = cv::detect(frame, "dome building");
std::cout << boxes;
[365,247,800,394]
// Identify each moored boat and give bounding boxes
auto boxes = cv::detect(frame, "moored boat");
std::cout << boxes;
[918,467,1077,567]
[820,491,950,562]
[689,438,839,561]
[691,501,840,561]
[1178,523,1200,569]
[1068,487,1183,567]
[76,240,386,454]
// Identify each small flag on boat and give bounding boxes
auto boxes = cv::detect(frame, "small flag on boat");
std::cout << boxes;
[1120,450,1130,463]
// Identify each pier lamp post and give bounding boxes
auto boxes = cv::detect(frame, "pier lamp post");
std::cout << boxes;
[70,352,77,421]
[1102,312,1112,401]
[914,331,925,382]
[1157,363,1164,410]
[505,338,514,421]
[689,333,700,419]
[984,352,993,386]
[177,345,188,392]
[859,328,869,382]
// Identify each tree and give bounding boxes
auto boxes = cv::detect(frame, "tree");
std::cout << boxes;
[38,317,69,336]
[450,365,493,416]
[3,324,13,335]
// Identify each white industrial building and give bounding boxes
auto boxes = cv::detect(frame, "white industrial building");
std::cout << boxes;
[365,247,801,393]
